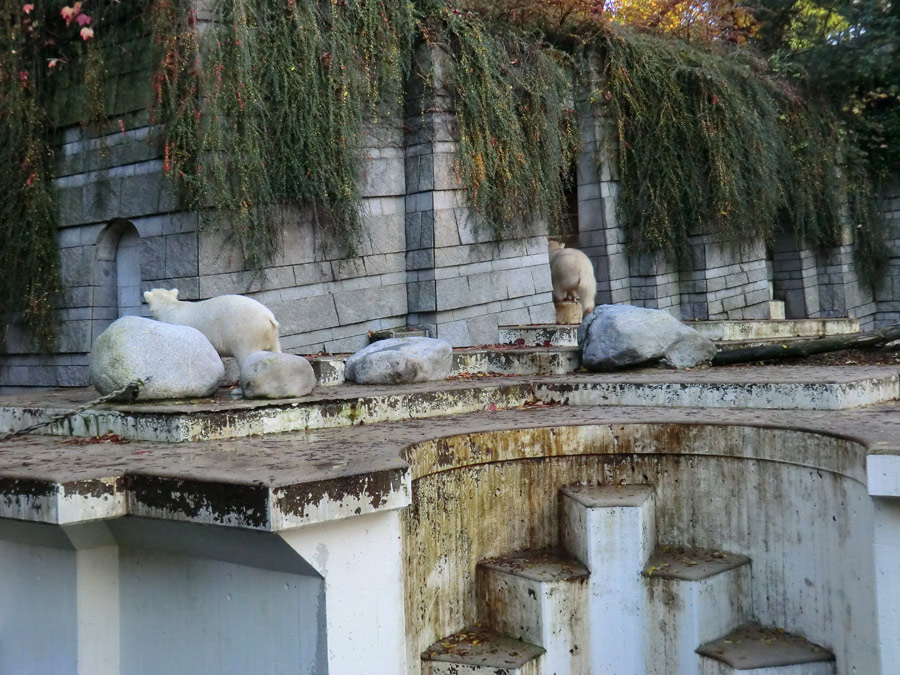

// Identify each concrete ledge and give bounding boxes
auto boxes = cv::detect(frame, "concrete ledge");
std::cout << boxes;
[0,403,894,531]
[867,453,900,497]
[697,623,835,670]
[498,324,579,347]
[1,368,896,443]
[689,318,860,341]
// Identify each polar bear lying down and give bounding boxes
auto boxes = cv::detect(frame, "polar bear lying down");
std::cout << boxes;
[548,240,597,316]
[143,288,281,367]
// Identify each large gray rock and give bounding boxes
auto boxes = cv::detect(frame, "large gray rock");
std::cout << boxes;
[240,351,316,399]
[345,337,452,384]
[90,316,224,399]
[578,304,716,370]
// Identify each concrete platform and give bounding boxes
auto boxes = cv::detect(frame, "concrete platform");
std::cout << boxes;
[2,399,900,531]
[1,367,896,443]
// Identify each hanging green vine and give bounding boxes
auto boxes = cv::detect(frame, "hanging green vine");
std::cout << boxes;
[153,0,416,267]
[596,25,887,285]
[0,42,61,350]
[423,6,579,239]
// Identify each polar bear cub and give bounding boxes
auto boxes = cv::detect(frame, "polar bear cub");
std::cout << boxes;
[548,240,597,316]
[143,288,281,367]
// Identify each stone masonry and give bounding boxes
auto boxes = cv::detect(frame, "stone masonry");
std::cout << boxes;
[875,183,900,327]
[574,54,772,321]
[2,36,899,392]
[404,45,555,346]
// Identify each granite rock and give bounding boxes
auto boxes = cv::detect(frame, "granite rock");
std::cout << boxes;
[345,337,452,384]
[90,316,224,399]
[240,351,316,399]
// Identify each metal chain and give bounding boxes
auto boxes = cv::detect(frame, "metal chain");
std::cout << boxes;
[0,377,149,443]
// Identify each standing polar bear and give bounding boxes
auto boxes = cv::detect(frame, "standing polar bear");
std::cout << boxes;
[548,240,597,316]
[143,288,281,367]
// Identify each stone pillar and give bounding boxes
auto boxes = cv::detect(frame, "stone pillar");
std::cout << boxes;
[875,183,900,327]
[575,52,630,307]
[404,44,555,345]
[682,232,771,320]
[771,231,821,319]
[816,223,876,328]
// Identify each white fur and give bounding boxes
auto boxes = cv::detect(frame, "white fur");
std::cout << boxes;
[548,240,597,315]
[143,288,281,367]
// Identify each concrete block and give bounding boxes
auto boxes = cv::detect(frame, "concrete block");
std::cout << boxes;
[644,549,751,675]
[560,485,655,675]
[198,229,243,275]
[436,318,471,346]
[432,210,461,248]
[333,283,406,325]
[408,280,436,313]
[59,246,94,287]
[275,294,339,335]
[119,171,162,218]
[165,233,198,278]
[435,276,471,310]
[477,551,589,674]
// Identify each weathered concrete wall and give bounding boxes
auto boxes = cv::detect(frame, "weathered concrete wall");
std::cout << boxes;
[0,518,327,675]
[402,424,877,674]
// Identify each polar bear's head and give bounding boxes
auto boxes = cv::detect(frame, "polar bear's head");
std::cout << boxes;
[143,288,180,312]
[547,239,565,252]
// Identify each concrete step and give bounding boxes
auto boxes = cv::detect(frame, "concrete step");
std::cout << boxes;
[297,345,582,389]
[498,324,579,348]
[559,484,656,675]
[451,347,580,377]
[476,549,590,674]
[697,623,835,674]
[688,318,860,342]
[368,327,428,342]
[769,300,786,321]
[421,627,544,675]
[643,547,752,675]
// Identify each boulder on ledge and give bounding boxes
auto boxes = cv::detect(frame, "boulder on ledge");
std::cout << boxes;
[90,316,224,400]
[240,351,316,399]
[345,337,452,384]
[578,304,716,371]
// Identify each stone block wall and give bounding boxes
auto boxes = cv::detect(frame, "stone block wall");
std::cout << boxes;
[681,235,771,320]
[875,183,900,326]
[404,45,555,346]
[575,57,771,322]
[771,233,822,320]
[814,225,876,329]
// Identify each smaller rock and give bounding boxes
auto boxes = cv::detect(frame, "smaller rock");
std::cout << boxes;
[90,316,224,400]
[345,337,452,384]
[661,332,717,369]
[240,351,316,399]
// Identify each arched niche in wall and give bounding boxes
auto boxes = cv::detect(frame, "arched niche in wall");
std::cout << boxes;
[94,220,143,327]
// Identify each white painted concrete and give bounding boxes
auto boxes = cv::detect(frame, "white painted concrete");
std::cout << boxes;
[118,548,323,675]
[281,509,409,675]
[0,529,78,675]
[873,497,900,673]
[698,660,835,674]
[426,659,541,675]
[477,562,589,674]
[75,544,119,675]
[560,486,655,675]
[867,453,900,496]
[644,563,751,674]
